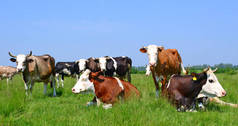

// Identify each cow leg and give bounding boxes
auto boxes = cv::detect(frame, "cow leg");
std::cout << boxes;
[44,83,48,95]
[197,97,208,109]
[61,75,64,88]
[151,71,160,97]
[96,98,101,107]
[186,99,197,112]
[56,73,60,88]
[6,78,9,86]
[87,96,97,106]
[161,76,167,96]
[76,74,79,81]
[29,81,34,96]
[52,78,57,97]
[209,97,238,108]
[24,82,29,96]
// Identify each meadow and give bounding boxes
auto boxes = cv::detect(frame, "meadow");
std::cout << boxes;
[0,72,238,126]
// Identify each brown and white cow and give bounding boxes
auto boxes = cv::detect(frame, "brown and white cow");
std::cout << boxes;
[140,45,186,96]
[9,51,56,96]
[166,68,226,112]
[72,69,140,109]
[0,66,18,85]
[196,67,238,108]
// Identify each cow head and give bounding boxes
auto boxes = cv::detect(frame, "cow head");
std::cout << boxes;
[72,69,94,94]
[9,51,32,72]
[140,45,164,66]
[200,67,226,98]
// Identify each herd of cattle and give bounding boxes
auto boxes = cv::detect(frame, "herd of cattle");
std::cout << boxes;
[0,44,237,111]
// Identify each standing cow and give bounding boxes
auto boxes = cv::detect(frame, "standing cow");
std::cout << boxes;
[140,45,187,96]
[77,56,132,82]
[98,56,132,82]
[0,66,18,85]
[55,59,88,88]
[55,62,79,88]
[9,51,56,96]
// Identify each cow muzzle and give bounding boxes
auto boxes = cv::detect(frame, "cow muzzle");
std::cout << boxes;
[17,68,23,72]
[149,62,156,67]
[72,88,78,93]
[221,91,227,97]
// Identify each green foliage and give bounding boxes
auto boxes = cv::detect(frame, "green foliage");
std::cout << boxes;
[131,66,146,74]
[187,63,237,75]
[0,73,238,126]
[131,63,238,75]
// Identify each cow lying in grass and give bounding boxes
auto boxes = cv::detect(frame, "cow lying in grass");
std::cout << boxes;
[72,69,140,109]
[166,67,226,112]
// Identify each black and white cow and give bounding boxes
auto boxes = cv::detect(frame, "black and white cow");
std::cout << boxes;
[55,59,88,88]
[98,56,132,82]
[55,62,78,88]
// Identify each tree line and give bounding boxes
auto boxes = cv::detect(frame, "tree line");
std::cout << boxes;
[131,63,238,75]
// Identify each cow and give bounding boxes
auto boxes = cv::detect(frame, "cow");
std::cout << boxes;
[9,51,56,96]
[196,68,237,109]
[140,45,187,97]
[166,67,226,112]
[145,66,236,108]
[0,66,18,85]
[98,56,132,82]
[55,62,79,88]
[86,57,101,72]
[72,69,140,109]
[80,56,132,82]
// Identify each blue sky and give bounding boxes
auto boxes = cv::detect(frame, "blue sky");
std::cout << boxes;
[0,0,237,66]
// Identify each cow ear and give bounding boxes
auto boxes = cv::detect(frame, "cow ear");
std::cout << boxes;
[10,58,16,62]
[213,68,218,73]
[158,46,164,52]
[140,47,147,53]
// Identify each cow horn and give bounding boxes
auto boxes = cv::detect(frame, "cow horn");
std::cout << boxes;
[213,68,218,73]
[27,51,32,57]
[8,52,16,58]
[203,67,209,72]
[142,46,147,49]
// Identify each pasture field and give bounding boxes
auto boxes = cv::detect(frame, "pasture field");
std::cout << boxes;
[0,73,238,126]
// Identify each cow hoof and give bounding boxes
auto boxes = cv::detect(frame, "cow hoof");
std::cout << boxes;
[198,103,205,110]
[103,104,112,109]
[186,109,197,112]
[86,101,96,106]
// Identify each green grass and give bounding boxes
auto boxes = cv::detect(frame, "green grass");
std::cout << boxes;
[0,73,238,126]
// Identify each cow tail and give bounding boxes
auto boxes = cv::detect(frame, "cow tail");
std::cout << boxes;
[177,53,187,75]
[50,56,56,88]
[127,58,132,82]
